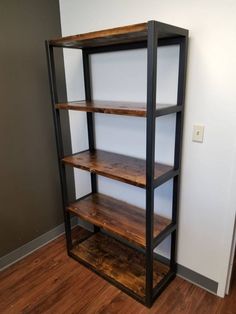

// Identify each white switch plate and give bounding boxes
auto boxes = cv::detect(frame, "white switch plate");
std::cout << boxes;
[192,125,204,143]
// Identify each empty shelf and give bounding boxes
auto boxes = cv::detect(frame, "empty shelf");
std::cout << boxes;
[62,150,174,188]
[56,100,181,117]
[49,21,188,48]
[68,193,171,248]
[71,232,169,298]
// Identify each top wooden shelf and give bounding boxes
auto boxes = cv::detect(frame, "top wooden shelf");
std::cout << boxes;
[56,100,182,117]
[49,21,188,49]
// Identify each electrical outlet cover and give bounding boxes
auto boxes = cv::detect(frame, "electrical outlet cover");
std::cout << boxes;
[192,125,204,143]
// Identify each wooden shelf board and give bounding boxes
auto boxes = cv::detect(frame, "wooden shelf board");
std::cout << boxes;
[71,232,169,298]
[56,100,146,116]
[56,100,179,117]
[49,21,188,48]
[62,150,173,188]
[50,23,147,48]
[68,193,171,248]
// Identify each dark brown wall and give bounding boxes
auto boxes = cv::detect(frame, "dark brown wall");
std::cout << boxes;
[0,0,74,256]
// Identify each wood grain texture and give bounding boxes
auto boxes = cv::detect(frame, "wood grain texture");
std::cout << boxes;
[56,100,147,116]
[50,22,147,47]
[62,150,173,188]
[0,228,235,313]
[68,193,171,248]
[49,21,188,48]
[55,100,180,117]
[71,232,169,298]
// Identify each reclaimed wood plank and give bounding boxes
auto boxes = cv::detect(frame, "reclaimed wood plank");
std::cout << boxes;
[62,150,173,188]
[71,232,169,298]
[68,193,171,248]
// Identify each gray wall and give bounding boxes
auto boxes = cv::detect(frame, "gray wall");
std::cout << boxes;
[0,0,74,256]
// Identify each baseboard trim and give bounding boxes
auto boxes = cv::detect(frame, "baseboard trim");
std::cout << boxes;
[154,253,218,294]
[177,264,218,294]
[0,217,77,271]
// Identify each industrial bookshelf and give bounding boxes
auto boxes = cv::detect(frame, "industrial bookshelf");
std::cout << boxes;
[45,20,188,307]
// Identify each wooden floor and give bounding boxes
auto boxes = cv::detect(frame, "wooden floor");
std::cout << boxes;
[1,232,236,314]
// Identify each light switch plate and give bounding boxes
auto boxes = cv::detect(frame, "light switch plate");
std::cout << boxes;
[192,125,204,143]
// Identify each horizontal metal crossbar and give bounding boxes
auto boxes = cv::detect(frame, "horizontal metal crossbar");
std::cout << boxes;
[153,223,176,249]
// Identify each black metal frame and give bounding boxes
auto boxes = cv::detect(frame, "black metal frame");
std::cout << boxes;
[45,20,188,308]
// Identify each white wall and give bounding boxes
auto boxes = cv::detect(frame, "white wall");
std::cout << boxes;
[59,0,236,296]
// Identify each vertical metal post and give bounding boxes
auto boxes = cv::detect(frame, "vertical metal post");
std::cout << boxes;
[82,51,97,192]
[45,41,72,251]
[170,36,188,271]
[145,21,158,307]
[82,50,99,233]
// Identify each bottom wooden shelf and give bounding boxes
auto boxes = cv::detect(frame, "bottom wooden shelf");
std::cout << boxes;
[70,231,169,298]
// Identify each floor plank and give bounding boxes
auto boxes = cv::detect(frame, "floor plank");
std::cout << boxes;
[1,231,236,313]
